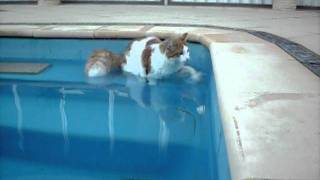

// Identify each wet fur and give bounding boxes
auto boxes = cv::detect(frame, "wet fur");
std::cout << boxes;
[85,33,193,80]
[85,50,125,77]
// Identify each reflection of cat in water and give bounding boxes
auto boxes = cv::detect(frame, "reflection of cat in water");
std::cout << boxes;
[85,33,204,149]
[85,33,201,83]
[86,73,205,149]
[126,77,204,148]
[116,75,205,149]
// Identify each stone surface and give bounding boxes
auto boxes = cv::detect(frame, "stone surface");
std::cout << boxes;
[0,4,319,180]
[0,25,40,36]
[209,41,320,179]
[0,24,317,180]
[210,42,319,93]
[249,30,320,77]
[0,62,50,74]
[203,32,265,43]
[33,25,101,37]
[0,5,319,53]
[94,25,146,38]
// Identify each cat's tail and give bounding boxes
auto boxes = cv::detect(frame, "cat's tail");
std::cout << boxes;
[85,50,126,77]
[85,60,108,77]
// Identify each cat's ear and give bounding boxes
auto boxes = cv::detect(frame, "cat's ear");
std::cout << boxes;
[180,33,188,43]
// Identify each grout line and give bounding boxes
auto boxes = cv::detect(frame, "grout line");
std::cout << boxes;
[0,22,319,77]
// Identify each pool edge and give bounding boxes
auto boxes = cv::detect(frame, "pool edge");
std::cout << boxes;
[1,25,319,180]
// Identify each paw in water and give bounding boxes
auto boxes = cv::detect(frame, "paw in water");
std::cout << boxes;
[197,105,206,115]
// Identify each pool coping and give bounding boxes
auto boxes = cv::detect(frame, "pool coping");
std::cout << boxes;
[1,22,319,77]
[1,24,320,180]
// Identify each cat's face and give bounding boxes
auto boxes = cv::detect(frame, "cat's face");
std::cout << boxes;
[162,33,190,63]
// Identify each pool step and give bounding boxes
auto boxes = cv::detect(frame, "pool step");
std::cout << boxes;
[0,62,50,74]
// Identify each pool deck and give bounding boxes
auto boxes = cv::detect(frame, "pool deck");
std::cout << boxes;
[0,4,319,54]
[0,4,320,180]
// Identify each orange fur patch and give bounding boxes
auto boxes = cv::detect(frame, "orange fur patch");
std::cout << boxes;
[85,50,125,74]
[141,47,152,75]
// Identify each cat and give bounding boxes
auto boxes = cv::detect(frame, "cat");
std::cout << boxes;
[85,49,125,77]
[85,33,200,82]
[123,33,190,80]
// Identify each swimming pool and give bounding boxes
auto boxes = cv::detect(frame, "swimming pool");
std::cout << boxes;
[0,38,230,180]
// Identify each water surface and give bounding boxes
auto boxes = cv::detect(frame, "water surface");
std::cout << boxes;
[0,38,230,180]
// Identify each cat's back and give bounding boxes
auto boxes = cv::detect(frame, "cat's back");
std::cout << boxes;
[123,37,161,77]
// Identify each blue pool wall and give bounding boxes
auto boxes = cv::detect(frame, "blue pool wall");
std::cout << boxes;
[0,37,231,180]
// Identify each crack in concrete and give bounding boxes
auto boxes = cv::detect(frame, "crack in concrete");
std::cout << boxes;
[233,116,245,160]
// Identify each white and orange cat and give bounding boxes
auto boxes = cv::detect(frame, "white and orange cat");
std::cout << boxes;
[85,33,200,82]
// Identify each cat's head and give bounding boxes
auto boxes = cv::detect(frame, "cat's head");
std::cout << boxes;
[161,33,190,63]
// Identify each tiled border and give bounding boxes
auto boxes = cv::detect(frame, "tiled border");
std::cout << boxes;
[0,24,319,180]
[248,31,320,78]
[1,22,319,77]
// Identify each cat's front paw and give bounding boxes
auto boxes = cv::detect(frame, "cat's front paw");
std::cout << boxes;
[190,71,202,82]
[178,65,202,83]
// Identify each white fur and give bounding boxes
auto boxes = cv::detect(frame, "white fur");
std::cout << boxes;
[87,37,193,81]
[148,44,190,79]
[87,62,107,77]
[123,37,156,77]
[180,46,190,63]
[124,37,190,80]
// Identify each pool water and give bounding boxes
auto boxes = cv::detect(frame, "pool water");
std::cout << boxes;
[0,38,230,180]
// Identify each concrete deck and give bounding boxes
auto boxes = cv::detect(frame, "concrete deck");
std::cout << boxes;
[0,4,319,180]
[0,5,319,54]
